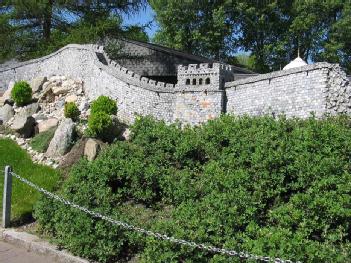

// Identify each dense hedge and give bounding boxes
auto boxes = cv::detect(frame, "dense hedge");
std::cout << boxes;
[35,115,351,262]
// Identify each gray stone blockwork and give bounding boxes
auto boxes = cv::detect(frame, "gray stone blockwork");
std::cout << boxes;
[225,63,351,118]
[0,44,350,126]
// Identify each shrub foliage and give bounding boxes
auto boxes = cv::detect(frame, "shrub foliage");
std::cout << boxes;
[87,96,118,141]
[35,115,351,262]
[87,111,113,139]
[90,95,117,115]
[64,102,80,121]
[11,81,32,106]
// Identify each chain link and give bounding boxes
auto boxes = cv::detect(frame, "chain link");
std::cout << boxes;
[10,171,301,263]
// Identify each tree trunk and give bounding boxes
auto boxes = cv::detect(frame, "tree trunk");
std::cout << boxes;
[43,0,53,41]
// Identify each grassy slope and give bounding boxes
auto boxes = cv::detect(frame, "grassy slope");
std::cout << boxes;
[0,138,60,224]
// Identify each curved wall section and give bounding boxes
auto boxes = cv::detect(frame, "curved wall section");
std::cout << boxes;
[0,44,177,124]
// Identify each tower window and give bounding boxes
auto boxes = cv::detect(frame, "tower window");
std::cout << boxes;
[199,78,203,85]
[186,79,190,85]
[205,78,211,84]
[192,79,197,85]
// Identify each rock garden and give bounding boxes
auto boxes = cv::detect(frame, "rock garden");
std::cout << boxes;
[0,76,125,169]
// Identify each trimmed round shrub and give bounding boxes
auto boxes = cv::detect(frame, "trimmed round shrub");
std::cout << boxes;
[90,96,117,115]
[64,102,80,122]
[87,111,113,139]
[11,81,32,106]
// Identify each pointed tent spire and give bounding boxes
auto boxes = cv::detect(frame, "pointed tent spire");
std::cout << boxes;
[297,46,300,58]
[283,39,307,70]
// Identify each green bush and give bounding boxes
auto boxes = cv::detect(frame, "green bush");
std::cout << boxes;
[87,111,113,139]
[30,127,56,153]
[64,102,80,121]
[90,95,117,115]
[11,81,32,106]
[35,115,351,262]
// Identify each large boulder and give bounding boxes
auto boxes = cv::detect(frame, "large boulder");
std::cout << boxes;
[38,118,58,133]
[84,138,103,161]
[0,81,15,106]
[30,77,47,94]
[52,79,75,95]
[46,118,75,157]
[0,104,14,124]
[11,113,36,138]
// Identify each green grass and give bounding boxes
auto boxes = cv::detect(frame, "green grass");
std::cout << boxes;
[0,138,60,224]
[30,128,56,153]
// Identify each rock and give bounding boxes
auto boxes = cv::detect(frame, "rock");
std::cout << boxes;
[122,128,131,141]
[11,113,36,138]
[52,85,71,95]
[49,75,66,82]
[30,77,47,94]
[38,85,55,102]
[78,99,89,112]
[33,113,47,121]
[55,99,65,108]
[46,118,75,157]
[20,102,40,117]
[38,118,58,133]
[84,138,102,161]
[58,138,87,174]
[0,104,14,124]
[0,81,15,106]
[65,94,78,103]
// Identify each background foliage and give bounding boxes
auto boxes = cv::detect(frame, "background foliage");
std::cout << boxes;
[150,0,351,73]
[35,115,351,262]
[0,1,350,73]
[0,0,148,62]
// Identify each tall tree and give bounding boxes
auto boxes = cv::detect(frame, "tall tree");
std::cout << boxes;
[151,0,351,73]
[150,0,234,60]
[0,0,147,61]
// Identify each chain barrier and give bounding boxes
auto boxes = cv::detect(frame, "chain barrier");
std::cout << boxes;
[10,171,301,263]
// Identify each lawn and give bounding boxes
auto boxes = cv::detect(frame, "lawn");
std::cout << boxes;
[0,138,60,224]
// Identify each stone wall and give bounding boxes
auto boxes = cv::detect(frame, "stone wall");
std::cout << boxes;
[0,43,350,126]
[173,90,224,125]
[225,63,351,118]
[0,45,177,124]
[112,39,213,77]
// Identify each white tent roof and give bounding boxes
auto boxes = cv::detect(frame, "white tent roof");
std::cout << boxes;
[283,56,307,70]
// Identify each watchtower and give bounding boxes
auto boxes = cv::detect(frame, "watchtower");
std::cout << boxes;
[177,63,235,90]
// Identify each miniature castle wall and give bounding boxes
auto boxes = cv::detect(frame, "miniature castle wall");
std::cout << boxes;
[225,63,351,118]
[0,44,350,126]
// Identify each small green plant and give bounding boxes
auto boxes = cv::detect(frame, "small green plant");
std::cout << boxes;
[30,127,56,153]
[90,96,117,115]
[11,81,32,106]
[87,111,113,139]
[64,102,80,121]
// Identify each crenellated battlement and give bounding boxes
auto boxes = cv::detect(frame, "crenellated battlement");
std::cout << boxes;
[177,62,235,90]
[107,59,176,90]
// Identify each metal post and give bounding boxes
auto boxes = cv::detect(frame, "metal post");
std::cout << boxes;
[2,166,12,228]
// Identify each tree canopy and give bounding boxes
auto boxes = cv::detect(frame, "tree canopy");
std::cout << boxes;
[0,1,350,73]
[0,0,148,62]
[151,0,351,73]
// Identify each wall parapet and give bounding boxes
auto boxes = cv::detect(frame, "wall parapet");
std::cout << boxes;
[0,44,177,94]
[225,62,339,89]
